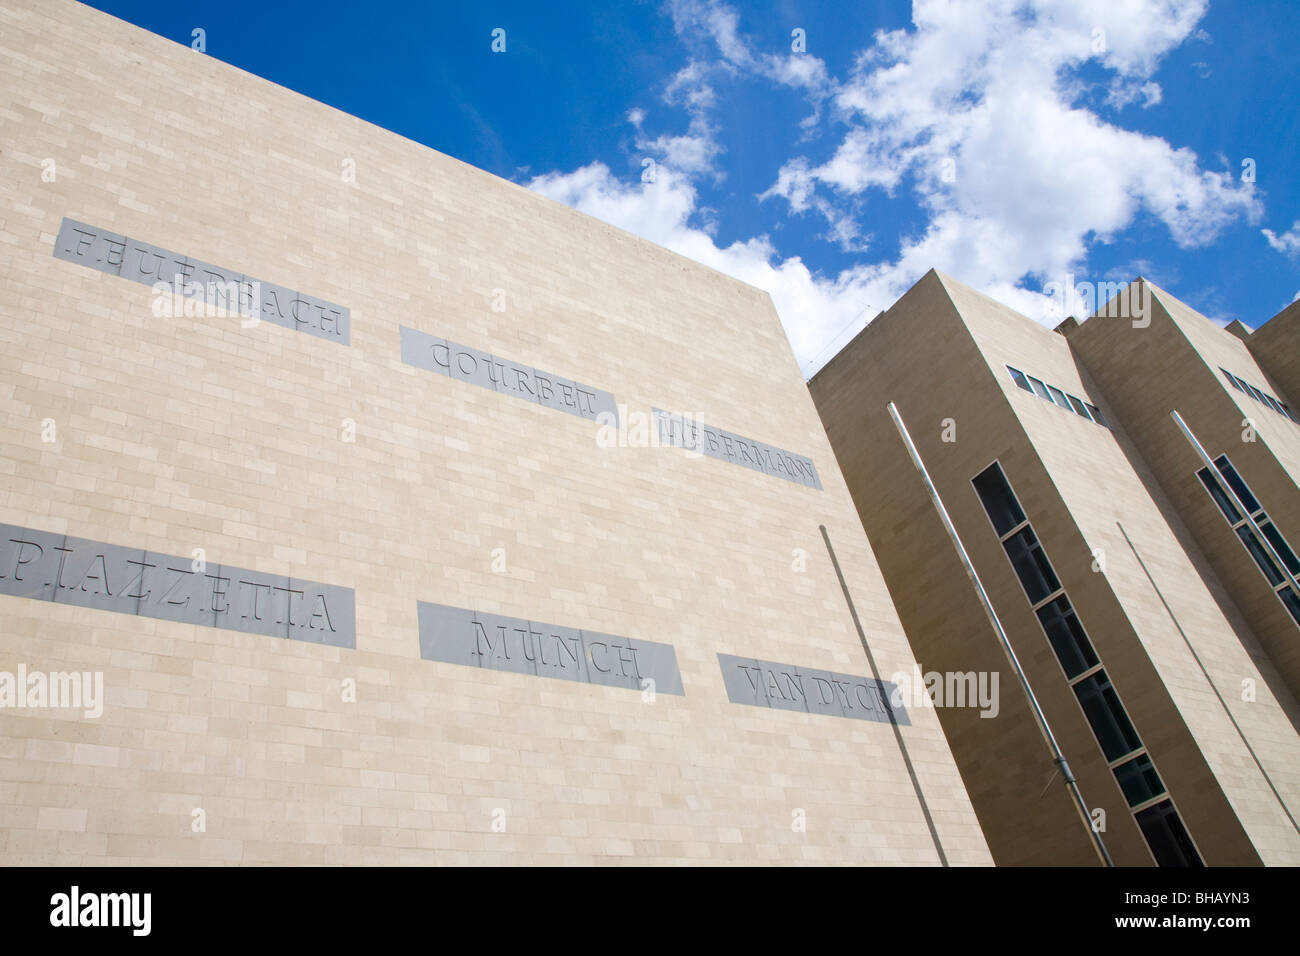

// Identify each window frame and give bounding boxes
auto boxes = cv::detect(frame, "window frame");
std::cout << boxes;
[1084,402,1108,427]
[1194,454,1300,629]
[1005,366,1110,428]
[1006,365,1034,393]
[1218,367,1298,428]
[1066,394,1091,418]
[1046,384,1072,409]
[1134,799,1205,868]
[1220,368,1246,393]
[969,459,1193,865]
[1072,668,1144,763]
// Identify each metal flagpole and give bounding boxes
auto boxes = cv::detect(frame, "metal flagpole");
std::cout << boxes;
[887,402,1114,866]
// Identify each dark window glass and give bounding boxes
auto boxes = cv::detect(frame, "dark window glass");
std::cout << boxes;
[1258,520,1300,576]
[1003,527,1061,604]
[1196,467,1243,524]
[1220,369,1246,392]
[1074,670,1142,761]
[1135,800,1204,867]
[1248,384,1267,405]
[1213,456,1261,515]
[1028,376,1052,401]
[1264,393,1284,414]
[1084,402,1109,427]
[1047,385,1071,409]
[1036,596,1099,679]
[1114,754,1166,808]
[1007,366,1033,393]
[1066,394,1091,417]
[1237,526,1284,586]
[972,463,1026,537]
[1285,405,1300,424]
[1279,587,1300,626]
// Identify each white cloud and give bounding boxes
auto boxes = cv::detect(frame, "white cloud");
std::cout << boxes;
[528,0,1261,376]
[1106,79,1163,109]
[528,162,909,373]
[794,0,1257,284]
[665,0,832,133]
[1263,221,1300,257]
[665,0,829,91]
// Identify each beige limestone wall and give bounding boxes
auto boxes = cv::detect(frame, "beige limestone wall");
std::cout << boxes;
[810,273,1109,866]
[1068,283,1300,706]
[813,270,1300,866]
[951,278,1300,866]
[1247,300,1300,403]
[0,0,990,864]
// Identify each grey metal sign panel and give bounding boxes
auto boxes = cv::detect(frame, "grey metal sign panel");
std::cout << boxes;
[447,342,498,393]
[254,280,298,330]
[653,409,823,489]
[717,653,907,724]
[417,600,683,695]
[400,326,619,426]
[121,239,186,286]
[186,258,240,313]
[0,523,354,648]
[51,217,350,346]
[53,218,126,277]
[495,360,539,402]
[400,326,450,376]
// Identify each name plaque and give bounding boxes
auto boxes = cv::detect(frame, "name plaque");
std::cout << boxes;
[401,326,618,424]
[417,601,684,695]
[51,217,350,345]
[653,409,822,489]
[0,523,355,648]
[717,653,907,724]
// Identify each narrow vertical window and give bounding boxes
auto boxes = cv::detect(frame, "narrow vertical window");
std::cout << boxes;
[1036,597,1099,679]
[1113,754,1166,808]
[1197,453,1300,630]
[1236,526,1285,586]
[972,463,1026,536]
[1073,670,1142,761]
[1212,456,1261,515]
[1135,801,1204,867]
[1196,468,1242,523]
[1279,588,1300,626]
[1003,527,1062,604]
[1258,520,1300,575]
[974,460,1191,866]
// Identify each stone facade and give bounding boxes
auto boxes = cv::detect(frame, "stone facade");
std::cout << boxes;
[1066,281,1300,704]
[0,0,990,865]
[810,270,1300,866]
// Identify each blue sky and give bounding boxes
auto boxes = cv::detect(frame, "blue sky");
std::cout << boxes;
[85,0,1300,375]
